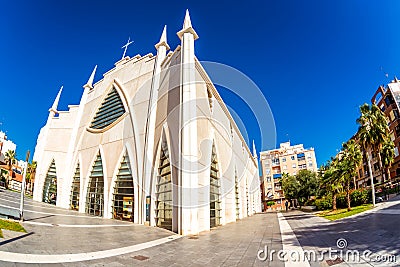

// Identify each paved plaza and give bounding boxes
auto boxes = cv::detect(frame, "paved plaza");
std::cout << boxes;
[0,189,399,266]
[0,190,283,267]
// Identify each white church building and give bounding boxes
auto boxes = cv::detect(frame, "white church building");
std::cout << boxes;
[33,10,262,235]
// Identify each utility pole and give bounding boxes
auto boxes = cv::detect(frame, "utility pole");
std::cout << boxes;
[19,150,30,221]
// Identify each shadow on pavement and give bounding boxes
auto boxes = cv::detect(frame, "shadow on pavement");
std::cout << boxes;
[281,203,400,264]
[0,232,34,246]
[23,214,55,222]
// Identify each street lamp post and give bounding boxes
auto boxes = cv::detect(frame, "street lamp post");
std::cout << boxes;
[19,150,30,221]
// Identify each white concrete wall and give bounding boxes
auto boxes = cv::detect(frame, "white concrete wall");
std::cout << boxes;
[33,46,261,235]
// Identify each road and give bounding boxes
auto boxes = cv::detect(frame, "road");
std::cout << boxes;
[283,196,400,266]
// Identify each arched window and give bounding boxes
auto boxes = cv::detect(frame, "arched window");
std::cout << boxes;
[90,87,125,130]
[42,159,57,205]
[112,153,134,221]
[210,144,221,228]
[156,140,172,231]
[70,163,80,211]
[86,153,104,217]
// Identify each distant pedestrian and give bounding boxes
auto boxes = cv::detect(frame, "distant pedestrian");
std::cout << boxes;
[285,200,289,212]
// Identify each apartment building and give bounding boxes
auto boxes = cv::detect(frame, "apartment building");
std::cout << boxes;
[259,141,318,210]
[358,78,400,188]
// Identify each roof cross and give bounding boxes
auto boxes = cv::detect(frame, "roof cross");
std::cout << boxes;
[121,37,134,59]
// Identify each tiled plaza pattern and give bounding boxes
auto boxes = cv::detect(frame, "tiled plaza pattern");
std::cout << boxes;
[1,189,399,266]
[0,190,283,267]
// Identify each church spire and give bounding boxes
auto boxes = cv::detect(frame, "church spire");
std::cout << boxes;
[177,9,199,40]
[155,25,170,50]
[49,86,63,113]
[83,65,97,90]
[252,140,258,159]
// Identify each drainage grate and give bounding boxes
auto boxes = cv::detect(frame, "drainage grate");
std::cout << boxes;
[188,236,198,239]
[326,257,344,266]
[132,255,149,261]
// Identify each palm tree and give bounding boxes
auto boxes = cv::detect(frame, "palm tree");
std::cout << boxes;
[380,138,395,184]
[4,150,16,189]
[26,161,37,193]
[357,103,390,206]
[321,157,343,211]
[341,139,362,211]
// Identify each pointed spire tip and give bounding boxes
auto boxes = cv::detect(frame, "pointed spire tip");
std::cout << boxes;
[84,65,97,89]
[177,9,199,40]
[155,25,170,50]
[50,85,63,112]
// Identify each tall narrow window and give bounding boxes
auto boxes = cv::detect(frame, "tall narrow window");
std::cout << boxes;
[70,163,80,211]
[112,153,134,222]
[235,172,240,220]
[210,144,221,228]
[246,182,249,216]
[90,87,126,130]
[86,153,104,217]
[42,159,57,205]
[156,141,173,231]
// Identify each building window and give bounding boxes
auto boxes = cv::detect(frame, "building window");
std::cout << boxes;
[283,165,287,170]
[266,176,271,182]
[272,158,280,165]
[43,159,57,205]
[112,153,134,222]
[308,163,313,167]
[70,163,80,211]
[396,168,400,177]
[90,87,126,130]
[246,181,250,216]
[86,153,104,217]
[235,172,240,220]
[210,144,221,228]
[282,157,286,162]
[394,109,400,119]
[156,140,173,231]
[291,156,295,160]
[297,153,305,160]
[396,125,400,138]
[292,163,296,168]
[385,95,393,107]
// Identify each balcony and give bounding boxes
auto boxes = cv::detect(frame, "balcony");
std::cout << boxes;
[273,173,282,179]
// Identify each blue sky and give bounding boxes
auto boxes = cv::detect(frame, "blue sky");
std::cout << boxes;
[1,1,400,166]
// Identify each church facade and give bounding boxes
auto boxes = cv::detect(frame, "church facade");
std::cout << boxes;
[33,10,261,235]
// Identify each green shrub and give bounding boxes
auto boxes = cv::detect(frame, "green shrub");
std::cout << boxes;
[315,198,332,210]
[266,201,275,207]
[305,199,316,206]
[350,189,371,205]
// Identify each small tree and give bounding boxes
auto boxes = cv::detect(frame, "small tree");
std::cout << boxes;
[26,161,37,193]
[281,170,318,207]
[341,140,362,211]
[4,150,16,189]
[296,170,319,204]
[281,173,299,200]
[321,158,343,211]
